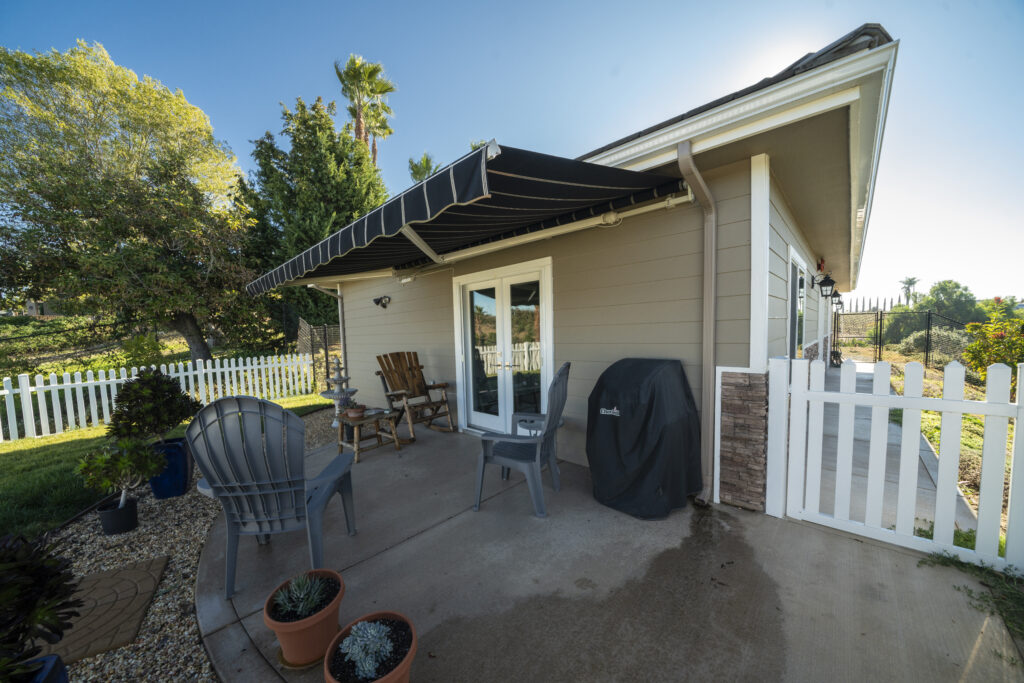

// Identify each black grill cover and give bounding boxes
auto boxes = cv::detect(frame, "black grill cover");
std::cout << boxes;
[586,359,701,519]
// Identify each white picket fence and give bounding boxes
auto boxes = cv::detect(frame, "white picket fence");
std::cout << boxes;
[768,357,1023,569]
[0,353,314,442]
[475,342,542,375]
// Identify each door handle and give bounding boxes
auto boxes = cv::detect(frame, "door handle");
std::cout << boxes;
[504,362,520,369]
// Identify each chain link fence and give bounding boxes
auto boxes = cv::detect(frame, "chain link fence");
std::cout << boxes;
[297,318,342,390]
[834,310,979,382]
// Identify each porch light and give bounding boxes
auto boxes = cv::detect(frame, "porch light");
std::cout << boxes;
[816,274,835,298]
[831,290,842,308]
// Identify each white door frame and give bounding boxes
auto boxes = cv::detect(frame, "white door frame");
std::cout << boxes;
[452,257,554,433]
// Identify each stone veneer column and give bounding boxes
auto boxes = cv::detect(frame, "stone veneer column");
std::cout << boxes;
[718,371,769,511]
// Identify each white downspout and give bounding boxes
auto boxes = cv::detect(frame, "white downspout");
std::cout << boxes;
[677,141,716,505]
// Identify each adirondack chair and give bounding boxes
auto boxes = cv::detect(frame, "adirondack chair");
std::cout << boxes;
[375,352,453,440]
[186,396,356,598]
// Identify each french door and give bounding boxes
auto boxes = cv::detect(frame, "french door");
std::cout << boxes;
[453,259,553,433]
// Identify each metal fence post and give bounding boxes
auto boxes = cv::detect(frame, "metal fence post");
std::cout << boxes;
[924,310,933,369]
[875,311,882,362]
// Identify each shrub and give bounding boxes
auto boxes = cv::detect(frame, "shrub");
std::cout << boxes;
[963,319,1024,393]
[77,438,165,509]
[340,620,393,680]
[897,328,971,355]
[122,333,163,368]
[107,369,200,442]
[272,573,328,620]
[0,534,83,681]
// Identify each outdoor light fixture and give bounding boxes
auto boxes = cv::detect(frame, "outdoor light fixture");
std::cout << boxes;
[831,290,843,308]
[813,273,835,298]
[373,295,391,309]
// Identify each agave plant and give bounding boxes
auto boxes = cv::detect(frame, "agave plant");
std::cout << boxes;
[272,573,327,619]
[0,534,82,681]
[340,620,393,679]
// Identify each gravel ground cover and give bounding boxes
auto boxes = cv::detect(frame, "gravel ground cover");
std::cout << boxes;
[54,407,336,681]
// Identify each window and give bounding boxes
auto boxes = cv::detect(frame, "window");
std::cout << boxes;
[789,259,807,358]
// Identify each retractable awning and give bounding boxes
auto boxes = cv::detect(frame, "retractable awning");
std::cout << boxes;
[247,141,686,295]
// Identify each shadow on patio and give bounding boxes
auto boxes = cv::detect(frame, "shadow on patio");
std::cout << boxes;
[195,428,1019,681]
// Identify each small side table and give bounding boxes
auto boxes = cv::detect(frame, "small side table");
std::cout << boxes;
[338,409,402,463]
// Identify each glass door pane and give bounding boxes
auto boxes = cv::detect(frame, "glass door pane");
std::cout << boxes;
[508,280,542,415]
[469,287,499,417]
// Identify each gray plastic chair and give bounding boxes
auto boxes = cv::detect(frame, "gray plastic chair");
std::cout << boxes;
[473,362,570,517]
[186,396,356,598]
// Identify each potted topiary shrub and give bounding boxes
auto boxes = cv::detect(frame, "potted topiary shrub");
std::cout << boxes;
[324,611,417,683]
[107,369,201,499]
[77,438,166,534]
[0,534,83,683]
[263,569,345,668]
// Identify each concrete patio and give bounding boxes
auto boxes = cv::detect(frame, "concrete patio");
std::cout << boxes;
[196,427,1021,682]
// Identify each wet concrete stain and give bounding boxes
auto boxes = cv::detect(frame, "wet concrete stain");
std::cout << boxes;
[416,507,786,681]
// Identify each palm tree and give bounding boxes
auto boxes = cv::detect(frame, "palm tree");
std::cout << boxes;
[408,152,441,182]
[334,55,395,150]
[364,102,393,167]
[899,276,919,304]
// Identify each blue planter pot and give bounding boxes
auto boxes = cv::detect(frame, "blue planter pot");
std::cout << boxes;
[149,438,192,499]
[28,654,68,683]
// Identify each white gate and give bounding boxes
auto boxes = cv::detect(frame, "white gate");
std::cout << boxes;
[767,357,1024,569]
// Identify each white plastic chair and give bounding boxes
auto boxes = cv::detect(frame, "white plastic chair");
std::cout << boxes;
[186,396,356,598]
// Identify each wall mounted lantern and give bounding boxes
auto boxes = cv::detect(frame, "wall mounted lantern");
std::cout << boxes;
[832,291,843,309]
[811,273,835,298]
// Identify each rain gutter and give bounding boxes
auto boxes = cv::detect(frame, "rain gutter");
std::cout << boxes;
[677,140,716,504]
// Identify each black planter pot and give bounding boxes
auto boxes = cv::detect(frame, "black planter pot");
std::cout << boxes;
[149,438,192,499]
[28,654,68,683]
[97,497,138,535]
[344,423,355,443]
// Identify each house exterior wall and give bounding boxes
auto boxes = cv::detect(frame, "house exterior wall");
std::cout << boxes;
[767,174,823,358]
[336,159,751,468]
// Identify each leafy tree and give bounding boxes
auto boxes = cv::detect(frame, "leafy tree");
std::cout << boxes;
[469,140,488,150]
[0,42,251,361]
[408,152,442,182]
[916,280,986,323]
[242,97,387,323]
[334,54,395,162]
[979,296,1020,321]
[963,318,1024,396]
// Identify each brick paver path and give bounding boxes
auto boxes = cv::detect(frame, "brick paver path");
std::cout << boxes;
[40,556,168,663]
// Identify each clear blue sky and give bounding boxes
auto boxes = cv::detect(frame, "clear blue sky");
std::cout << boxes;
[2,0,1021,301]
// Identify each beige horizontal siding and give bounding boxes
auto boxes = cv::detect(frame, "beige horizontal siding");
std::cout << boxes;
[336,158,751,467]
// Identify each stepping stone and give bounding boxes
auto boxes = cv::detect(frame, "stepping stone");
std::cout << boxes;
[38,556,168,664]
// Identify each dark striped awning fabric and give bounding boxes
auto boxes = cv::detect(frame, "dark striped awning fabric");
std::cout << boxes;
[247,142,686,295]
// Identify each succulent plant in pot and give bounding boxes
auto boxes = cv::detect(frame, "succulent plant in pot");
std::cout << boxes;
[325,611,417,683]
[107,369,201,499]
[263,569,345,668]
[77,438,165,534]
[0,534,83,683]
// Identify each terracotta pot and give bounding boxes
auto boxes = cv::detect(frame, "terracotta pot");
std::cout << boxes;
[263,569,345,668]
[323,610,417,683]
[346,407,365,419]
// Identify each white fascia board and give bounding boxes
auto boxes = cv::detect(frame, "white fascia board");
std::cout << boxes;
[851,42,899,290]
[583,43,897,171]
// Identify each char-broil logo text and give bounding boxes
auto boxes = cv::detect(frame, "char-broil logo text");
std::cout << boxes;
[599,406,620,417]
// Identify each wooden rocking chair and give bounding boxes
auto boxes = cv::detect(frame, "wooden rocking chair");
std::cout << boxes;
[376,352,454,440]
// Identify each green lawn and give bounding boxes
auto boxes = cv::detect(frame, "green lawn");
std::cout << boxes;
[0,393,332,539]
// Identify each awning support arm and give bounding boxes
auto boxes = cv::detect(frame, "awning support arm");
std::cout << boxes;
[306,284,344,301]
[400,225,444,264]
[677,140,716,506]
